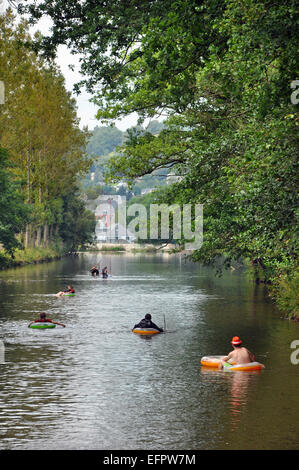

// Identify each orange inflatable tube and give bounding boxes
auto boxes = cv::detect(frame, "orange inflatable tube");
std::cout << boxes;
[132,328,161,335]
[223,362,265,371]
[201,356,228,368]
[201,355,264,371]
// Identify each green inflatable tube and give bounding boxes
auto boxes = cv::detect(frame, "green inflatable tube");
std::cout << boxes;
[30,322,56,329]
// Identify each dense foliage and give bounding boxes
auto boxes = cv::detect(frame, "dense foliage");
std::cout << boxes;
[14,0,299,316]
[0,147,30,254]
[83,121,166,196]
[0,9,96,257]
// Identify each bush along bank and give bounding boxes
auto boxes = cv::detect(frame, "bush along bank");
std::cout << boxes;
[269,269,299,321]
[0,245,65,270]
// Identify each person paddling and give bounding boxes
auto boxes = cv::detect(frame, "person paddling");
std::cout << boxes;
[28,312,65,328]
[132,313,164,333]
[218,336,255,369]
[56,285,75,297]
[102,266,109,278]
[91,265,100,276]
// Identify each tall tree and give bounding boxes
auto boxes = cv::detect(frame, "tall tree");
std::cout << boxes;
[0,9,94,252]
[0,147,30,254]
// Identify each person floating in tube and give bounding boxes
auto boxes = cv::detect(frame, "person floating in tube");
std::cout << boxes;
[56,285,75,297]
[132,313,164,333]
[101,266,110,278]
[90,265,100,276]
[218,336,255,369]
[28,312,65,328]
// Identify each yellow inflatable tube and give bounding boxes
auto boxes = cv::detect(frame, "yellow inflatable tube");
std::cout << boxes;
[201,355,264,371]
[132,328,161,335]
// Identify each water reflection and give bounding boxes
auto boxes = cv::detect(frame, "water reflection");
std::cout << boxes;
[0,254,299,450]
[200,367,262,433]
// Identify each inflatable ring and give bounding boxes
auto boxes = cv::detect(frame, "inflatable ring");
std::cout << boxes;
[201,355,264,371]
[201,356,228,368]
[30,322,56,329]
[223,362,264,372]
[64,293,75,296]
[132,328,161,335]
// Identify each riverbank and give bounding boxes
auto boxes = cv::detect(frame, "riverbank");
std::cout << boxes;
[0,245,64,270]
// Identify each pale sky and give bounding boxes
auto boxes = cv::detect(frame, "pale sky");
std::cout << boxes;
[1,0,138,131]
[54,43,139,132]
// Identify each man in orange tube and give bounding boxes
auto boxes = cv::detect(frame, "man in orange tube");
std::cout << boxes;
[133,313,164,333]
[219,336,255,369]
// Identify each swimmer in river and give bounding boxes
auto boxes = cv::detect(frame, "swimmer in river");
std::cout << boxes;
[28,312,65,327]
[56,285,75,297]
[101,266,110,278]
[90,265,100,276]
[132,313,164,333]
[218,336,255,369]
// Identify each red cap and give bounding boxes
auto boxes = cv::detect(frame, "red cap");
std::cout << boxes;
[231,336,242,345]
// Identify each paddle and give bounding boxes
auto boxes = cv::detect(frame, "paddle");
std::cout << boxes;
[163,314,166,333]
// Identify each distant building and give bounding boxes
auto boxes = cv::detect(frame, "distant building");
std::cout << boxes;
[166,174,182,185]
[115,182,128,190]
[93,195,136,243]
[141,188,155,195]
[95,221,136,243]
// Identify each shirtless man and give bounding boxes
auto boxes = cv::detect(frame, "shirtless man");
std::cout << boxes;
[219,336,255,369]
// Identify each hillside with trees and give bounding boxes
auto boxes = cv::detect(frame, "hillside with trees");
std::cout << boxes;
[82,121,167,199]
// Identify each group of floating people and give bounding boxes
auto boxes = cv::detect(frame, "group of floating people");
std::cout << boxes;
[27,266,264,371]
[90,265,110,278]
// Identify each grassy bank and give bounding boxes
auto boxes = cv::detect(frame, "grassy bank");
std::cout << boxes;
[0,245,64,270]
[97,245,126,252]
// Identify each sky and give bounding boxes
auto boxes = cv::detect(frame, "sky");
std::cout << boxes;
[54,43,139,132]
[1,0,139,131]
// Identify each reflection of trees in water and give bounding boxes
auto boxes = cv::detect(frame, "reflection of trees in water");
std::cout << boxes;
[227,371,263,431]
[200,368,262,434]
[229,372,251,430]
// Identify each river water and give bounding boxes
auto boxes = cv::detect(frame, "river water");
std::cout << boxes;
[0,253,298,450]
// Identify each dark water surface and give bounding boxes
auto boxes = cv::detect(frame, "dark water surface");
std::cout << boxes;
[0,253,298,450]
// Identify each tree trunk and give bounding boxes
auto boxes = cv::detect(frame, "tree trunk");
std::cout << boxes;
[43,223,49,247]
[24,224,31,249]
[24,148,31,249]
[36,226,42,247]
[49,225,53,244]
[31,231,36,248]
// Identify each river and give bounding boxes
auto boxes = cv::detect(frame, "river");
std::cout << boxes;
[0,253,298,450]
